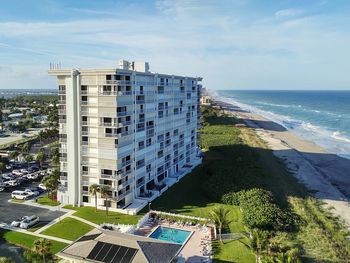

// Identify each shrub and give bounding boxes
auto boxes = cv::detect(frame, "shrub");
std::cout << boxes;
[223,188,295,231]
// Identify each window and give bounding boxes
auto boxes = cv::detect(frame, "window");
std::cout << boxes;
[82,196,89,203]
[82,186,88,191]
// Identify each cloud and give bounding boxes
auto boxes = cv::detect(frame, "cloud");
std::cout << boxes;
[275,8,304,18]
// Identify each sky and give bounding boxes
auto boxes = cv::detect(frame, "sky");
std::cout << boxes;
[0,0,350,90]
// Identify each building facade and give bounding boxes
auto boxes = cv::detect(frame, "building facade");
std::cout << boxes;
[49,61,202,214]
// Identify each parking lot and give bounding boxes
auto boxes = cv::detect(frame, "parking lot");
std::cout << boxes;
[0,185,65,225]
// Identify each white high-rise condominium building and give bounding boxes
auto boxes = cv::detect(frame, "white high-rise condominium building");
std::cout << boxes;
[49,60,202,214]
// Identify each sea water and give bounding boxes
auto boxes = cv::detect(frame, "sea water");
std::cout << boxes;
[214,90,350,159]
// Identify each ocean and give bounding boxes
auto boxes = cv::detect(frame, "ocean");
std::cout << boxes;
[215,90,350,159]
[0,89,57,98]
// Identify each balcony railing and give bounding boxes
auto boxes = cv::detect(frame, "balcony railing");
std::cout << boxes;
[105,131,129,138]
[60,176,67,181]
[116,189,131,201]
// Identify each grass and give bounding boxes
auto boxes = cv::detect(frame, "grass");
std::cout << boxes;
[63,205,143,225]
[36,195,60,206]
[41,217,94,241]
[0,228,67,254]
[26,222,47,232]
[150,105,350,262]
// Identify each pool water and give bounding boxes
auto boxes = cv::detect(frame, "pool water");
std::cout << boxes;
[149,226,191,245]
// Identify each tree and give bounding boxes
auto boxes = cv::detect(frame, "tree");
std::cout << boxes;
[0,258,14,263]
[99,185,111,216]
[9,150,19,162]
[21,142,32,154]
[36,150,46,168]
[242,229,269,263]
[0,162,5,175]
[32,238,52,263]
[89,184,100,212]
[24,154,34,169]
[42,169,59,200]
[209,207,231,244]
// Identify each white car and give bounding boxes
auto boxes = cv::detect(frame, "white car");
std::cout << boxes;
[24,189,40,196]
[38,183,47,190]
[0,187,5,192]
[20,215,39,229]
[12,170,23,176]
[2,174,13,180]
[12,190,30,200]
[27,173,39,180]
[11,216,29,227]
[20,169,29,174]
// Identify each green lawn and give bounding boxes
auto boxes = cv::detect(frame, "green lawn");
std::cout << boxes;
[0,229,67,254]
[41,217,94,241]
[27,222,48,232]
[63,205,143,225]
[36,195,60,206]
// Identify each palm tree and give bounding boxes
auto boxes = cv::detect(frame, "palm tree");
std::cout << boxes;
[32,238,52,263]
[9,150,19,162]
[24,154,33,169]
[42,169,59,200]
[99,185,111,216]
[209,207,231,244]
[36,150,46,168]
[241,229,268,263]
[89,184,100,212]
[21,142,32,154]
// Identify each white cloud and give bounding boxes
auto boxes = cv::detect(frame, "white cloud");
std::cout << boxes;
[275,8,304,18]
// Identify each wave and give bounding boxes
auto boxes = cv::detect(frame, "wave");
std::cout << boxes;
[214,93,350,159]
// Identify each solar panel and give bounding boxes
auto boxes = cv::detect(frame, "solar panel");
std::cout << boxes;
[96,243,113,261]
[111,246,128,263]
[120,248,138,263]
[87,242,104,260]
[87,241,138,263]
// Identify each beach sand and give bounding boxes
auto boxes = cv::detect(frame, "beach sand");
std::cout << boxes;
[216,101,350,226]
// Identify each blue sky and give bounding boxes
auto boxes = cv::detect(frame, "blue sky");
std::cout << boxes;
[0,0,350,90]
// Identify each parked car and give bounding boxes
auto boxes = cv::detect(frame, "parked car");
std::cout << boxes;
[11,190,30,200]
[0,187,5,192]
[2,173,13,180]
[38,183,47,190]
[20,169,29,174]
[11,216,29,227]
[27,173,39,180]
[24,189,40,196]
[19,215,40,229]
[12,170,23,176]
[31,186,45,193]
[6,180,19,187]
[5,164,12,170]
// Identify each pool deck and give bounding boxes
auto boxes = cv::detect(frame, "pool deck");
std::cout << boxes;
[135,220,212,262]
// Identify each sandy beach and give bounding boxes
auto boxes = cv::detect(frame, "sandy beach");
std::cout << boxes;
[215,100,350,226]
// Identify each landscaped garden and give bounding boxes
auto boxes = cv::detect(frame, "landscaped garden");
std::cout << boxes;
[150,105,350,262]
[0,228,67,254]
[41,217,94,241]
[63,205,143,225]
[36,194,60,206]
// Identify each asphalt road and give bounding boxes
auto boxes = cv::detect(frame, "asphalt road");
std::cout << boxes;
[0,185,65,225]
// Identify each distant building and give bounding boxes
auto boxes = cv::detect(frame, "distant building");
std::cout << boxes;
[200,88,212,105]
[48,60,202,214]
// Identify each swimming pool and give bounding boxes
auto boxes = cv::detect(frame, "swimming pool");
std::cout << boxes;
[148,226,192,245]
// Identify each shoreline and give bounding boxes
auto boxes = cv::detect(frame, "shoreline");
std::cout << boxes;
[214,99,350,226]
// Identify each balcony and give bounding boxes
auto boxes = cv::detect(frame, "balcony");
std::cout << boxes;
[116,111,131,117]
[101,173,115,179]
[136,180,144,188]
[105,131,129,138]
[60,176,67,181]
[58,100,66,104]
[58,90,66,95]
[106,80,132,85]
[58,119,66,124]
[81,101,88,105]
[136,100,145,104]
[115,189,131,201]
